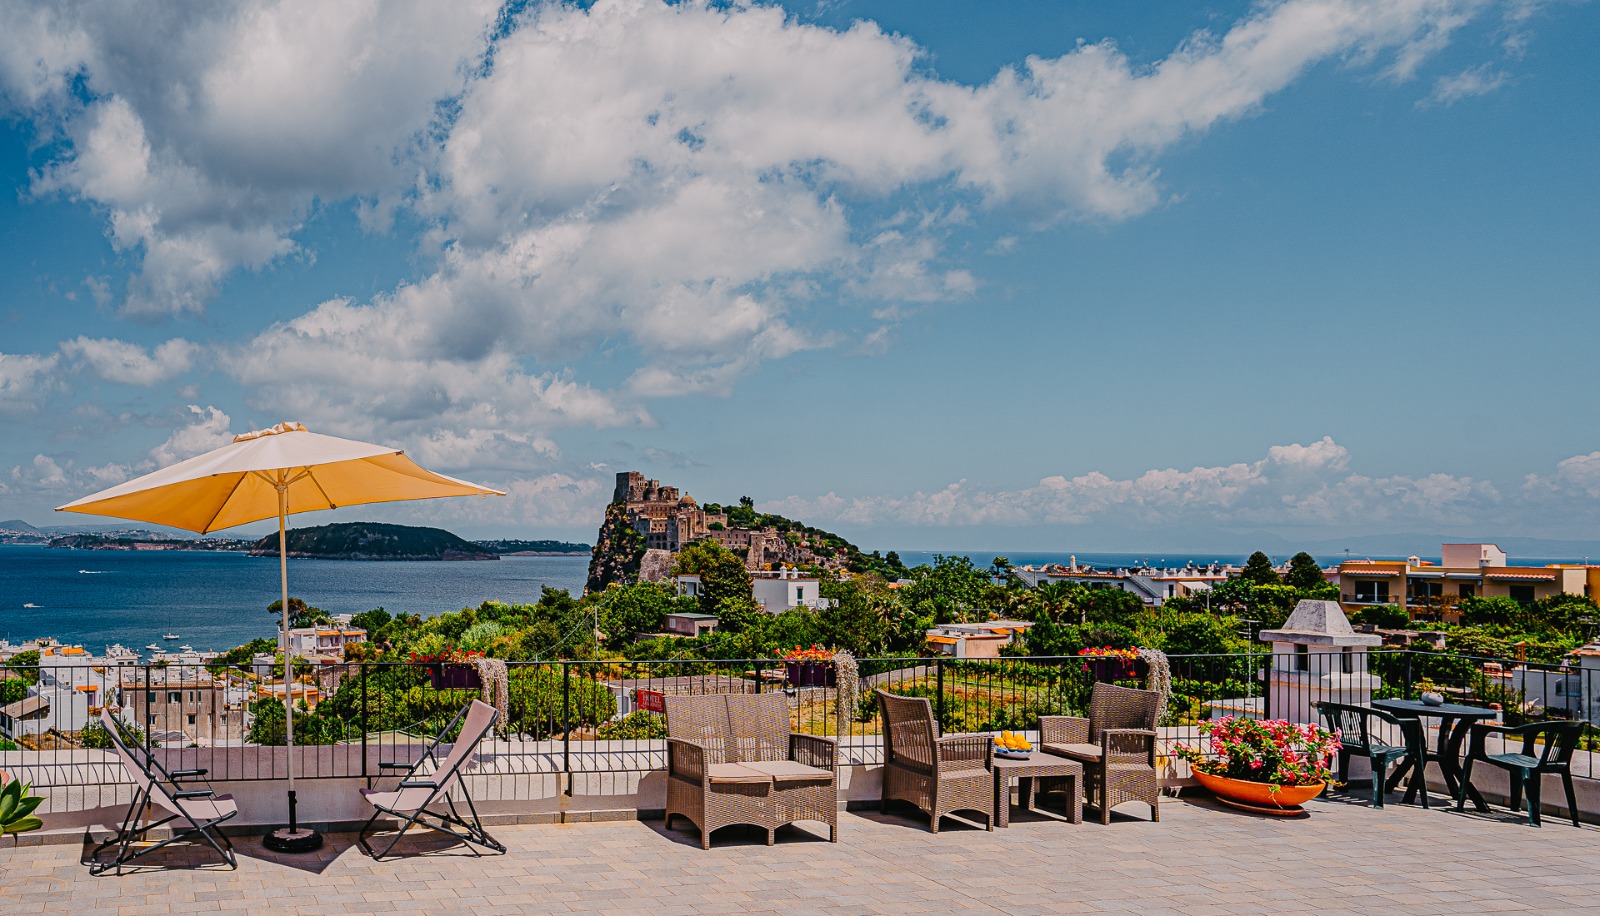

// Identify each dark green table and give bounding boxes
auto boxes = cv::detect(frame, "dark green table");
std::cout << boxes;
[1372,698,1498,810]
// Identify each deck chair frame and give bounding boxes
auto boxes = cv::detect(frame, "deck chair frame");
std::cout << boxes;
[357,699,506,860]
[89,707,238,875]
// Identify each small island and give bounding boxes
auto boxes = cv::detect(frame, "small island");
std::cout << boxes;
[250,522,499,561]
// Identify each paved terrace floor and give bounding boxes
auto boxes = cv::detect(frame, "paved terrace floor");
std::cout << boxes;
[2,794,1598,915]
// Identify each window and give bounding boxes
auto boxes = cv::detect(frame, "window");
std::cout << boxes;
[1409,581,1442,602]
[167,691,182,704]
[795,586,804,604]
[1294,644,1309,671]
[186,714,197,725]
[1509,585,1536,604]
[1458,584,1475,599]
[1353,580,1389,603]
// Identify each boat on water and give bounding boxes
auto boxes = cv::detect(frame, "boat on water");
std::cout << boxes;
[178,644,194,652]
[145,643,162,651]
[163,633,180,640]
[22,602,39,608]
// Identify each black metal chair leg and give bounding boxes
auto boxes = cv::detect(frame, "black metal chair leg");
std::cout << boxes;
[1564,772,1580,828]
[1525,770,1541,828]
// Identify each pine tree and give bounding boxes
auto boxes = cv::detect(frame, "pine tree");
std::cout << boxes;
[1284,551,1326,589]
[1238,551,1280,586]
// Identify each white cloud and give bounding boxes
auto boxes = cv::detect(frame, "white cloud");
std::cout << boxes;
[147,405,232,466]
[763,437,1503,530]
[1419,63,1509,107]
[59,336,198,385]
[0,352,61,414]
[3,0,500,315]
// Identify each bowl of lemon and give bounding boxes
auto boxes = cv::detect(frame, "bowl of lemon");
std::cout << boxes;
[993,731,1034,760]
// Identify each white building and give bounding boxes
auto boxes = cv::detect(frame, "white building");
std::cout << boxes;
[286,624,367,662]
[0,644,119,740]
[925,620,1034,659]
[1012,558,1234,608]
[675,568,834,614]
[1258,600,1383,725]
[1512,643,1600,724]
[751,569,831,612]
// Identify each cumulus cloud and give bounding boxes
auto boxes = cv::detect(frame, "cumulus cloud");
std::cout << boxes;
[763,437,1504,530]
[59,336,198,385]
[2,0,499,315]
[147,405,233,466]
[0,352,61,414]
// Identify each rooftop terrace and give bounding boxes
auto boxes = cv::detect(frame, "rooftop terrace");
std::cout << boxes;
[1,793,1593,914]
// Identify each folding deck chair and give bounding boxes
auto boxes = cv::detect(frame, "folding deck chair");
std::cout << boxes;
[357,698,505,860]
[88,707,238,874]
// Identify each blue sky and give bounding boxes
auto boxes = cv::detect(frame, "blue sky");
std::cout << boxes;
[1,0,1597,552]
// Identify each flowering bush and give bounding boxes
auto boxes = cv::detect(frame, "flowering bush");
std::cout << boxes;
[1077,647,1140,661]
[1175,717,1339,787]
[780,645,834,662]
[408,648,483,666]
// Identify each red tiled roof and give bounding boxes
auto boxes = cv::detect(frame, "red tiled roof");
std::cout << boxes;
[1484,569,1557,580]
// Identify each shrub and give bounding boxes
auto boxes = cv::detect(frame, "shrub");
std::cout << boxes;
[596,710,667,740]
[78,718,146,750]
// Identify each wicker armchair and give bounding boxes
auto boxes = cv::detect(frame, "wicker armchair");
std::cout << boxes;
[875,689,994,833]
[663,692,838,849]
[1037,682,1161,824]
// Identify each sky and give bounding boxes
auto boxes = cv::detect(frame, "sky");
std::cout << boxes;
[1,0,1597,554]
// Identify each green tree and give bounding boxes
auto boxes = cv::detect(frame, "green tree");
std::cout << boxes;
[350,608,393,637]
[898,554,993,625]
[1080,587,1144,626]
[1283,552,1326,589]
[1459,596,1522,628]
[267,597,332,628]
[591,581,691,646]
[713,596,766,634]
[0,678,28,706]
[78,718,147,750]
[1350,604,1410,629]
[1238,551,1280,586]
[4,650,39,685]
[672,541,753,615]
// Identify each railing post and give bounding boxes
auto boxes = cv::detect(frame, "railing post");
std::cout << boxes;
[1405,652,1414,699]
[754,659,764,694]
[935,657,945,728]
[562,661,572,796]
[143,665,151,752]
[360,664,369,781]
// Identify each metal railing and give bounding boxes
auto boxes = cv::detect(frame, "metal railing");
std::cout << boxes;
[3,649,1597,808]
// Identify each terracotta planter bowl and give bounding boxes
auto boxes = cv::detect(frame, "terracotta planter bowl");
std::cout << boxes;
[1193,770,1325,816]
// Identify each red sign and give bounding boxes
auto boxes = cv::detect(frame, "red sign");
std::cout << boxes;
[635,689,666,713]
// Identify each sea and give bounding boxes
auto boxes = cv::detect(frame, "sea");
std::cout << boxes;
[4,545,1587,656]
[0,545,589,654]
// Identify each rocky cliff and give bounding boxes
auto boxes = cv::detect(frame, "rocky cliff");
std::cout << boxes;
[585,502,647,592]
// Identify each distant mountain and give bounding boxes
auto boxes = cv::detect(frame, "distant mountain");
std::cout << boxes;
[0,519,38,532]
[475,539,591,555]
[251,522,499,561]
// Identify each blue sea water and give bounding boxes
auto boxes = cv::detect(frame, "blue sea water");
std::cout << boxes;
[0,545,589,653]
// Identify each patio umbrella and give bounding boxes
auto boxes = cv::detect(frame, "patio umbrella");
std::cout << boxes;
[57,421,504,852]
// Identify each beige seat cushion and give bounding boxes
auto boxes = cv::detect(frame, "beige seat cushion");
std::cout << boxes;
[706,763,771,785]
[742,760,832,783]
[1043,742,1103,762]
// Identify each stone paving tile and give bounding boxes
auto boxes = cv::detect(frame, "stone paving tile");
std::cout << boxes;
[5,796,1600,914]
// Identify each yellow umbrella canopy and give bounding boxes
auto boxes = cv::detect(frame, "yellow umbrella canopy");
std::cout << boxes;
[57,421,503,532]
[56,420,503,852]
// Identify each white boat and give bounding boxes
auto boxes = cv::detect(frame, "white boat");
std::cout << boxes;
[145,643,162,651]
[178,644,194,652]
[22,602,38,608]
[163,633,180,640]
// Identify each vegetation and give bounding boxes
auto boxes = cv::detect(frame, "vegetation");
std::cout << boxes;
[476,539,591,554]
[3,650,39,685]
[0,678,28,706]
[78,718,146,750]
[0,778,44,839]
[251,522,498,561]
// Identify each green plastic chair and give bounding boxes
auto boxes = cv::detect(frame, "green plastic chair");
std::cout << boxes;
[1457,718,1585,828]
[1315,701,1424,809]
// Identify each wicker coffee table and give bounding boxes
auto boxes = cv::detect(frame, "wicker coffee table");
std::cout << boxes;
[992,754,1084,827]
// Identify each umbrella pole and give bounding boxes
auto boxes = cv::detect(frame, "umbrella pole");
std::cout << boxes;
[264,476,322,853]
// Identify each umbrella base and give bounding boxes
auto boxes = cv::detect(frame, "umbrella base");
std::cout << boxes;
[263,826,324,853]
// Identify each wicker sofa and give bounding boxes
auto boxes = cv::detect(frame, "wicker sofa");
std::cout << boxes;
[663,693,838,849]
[875,689,995,832]
[1037,682,1161,824]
